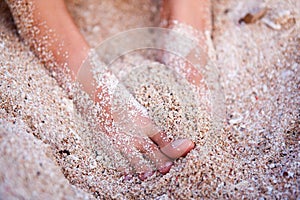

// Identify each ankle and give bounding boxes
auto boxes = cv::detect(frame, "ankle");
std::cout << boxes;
[161,0,212,32]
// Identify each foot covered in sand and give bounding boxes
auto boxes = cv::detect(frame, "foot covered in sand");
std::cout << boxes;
[89,0,212,180]
[92,70,195,180]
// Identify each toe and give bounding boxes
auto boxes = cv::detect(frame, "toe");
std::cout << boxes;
[150,132,195,160]
[149,131,170,147]
[134,136,173,175]
[113,133,154,180]
[131,153,153,173]
[123,145,154,178]
[160,138,195,160]
[138,171,155,181]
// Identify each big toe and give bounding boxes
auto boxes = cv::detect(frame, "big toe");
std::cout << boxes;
[133,136,173,175]
[160,139,195,160]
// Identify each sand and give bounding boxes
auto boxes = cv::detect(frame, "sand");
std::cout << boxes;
[0,0,299,199]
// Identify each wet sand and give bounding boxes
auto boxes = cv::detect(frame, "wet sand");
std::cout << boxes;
[0,0,299,199]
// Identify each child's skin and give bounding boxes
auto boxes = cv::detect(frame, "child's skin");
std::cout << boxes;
[6,0,211,180]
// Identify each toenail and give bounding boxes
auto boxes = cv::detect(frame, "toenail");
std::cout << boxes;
[123,174,133,181]
[171,139,186,149]
[158,161,173,174]
[161,139,195,159]
[138,171,154,181]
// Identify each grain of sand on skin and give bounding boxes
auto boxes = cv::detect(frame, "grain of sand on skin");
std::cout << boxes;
[0,0,299,199]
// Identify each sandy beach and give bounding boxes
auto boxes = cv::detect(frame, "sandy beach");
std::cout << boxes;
[0,0,299,199]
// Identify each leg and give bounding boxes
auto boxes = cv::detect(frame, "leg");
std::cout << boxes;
[5,0,89,78]
[160,0,212,87]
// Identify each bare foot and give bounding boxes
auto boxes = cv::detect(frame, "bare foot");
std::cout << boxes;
[6,0,208,180]
[91,69,195,179]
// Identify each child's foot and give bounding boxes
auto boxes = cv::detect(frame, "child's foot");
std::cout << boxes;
[92,70,195,179]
